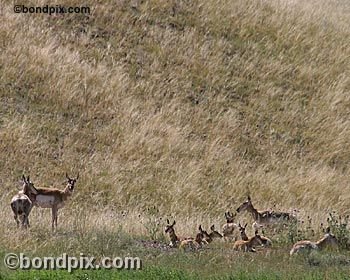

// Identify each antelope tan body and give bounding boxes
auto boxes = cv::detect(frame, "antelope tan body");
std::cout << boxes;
[33,188,70,209]
[22,174,78,231]
[233,231,264,252]
[290,228,338,255]
[222,211,238,240]
[236,196,296,228]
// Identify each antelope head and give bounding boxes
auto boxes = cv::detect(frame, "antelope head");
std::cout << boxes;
[65,173,79,192]
[238,223,248,233]
[225,211,235,223]
[236,196,253,213]
[165,219,176,234]
[21,175,38,202]
[238,222,248,240]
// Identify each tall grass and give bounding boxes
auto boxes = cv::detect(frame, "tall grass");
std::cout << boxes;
[1,0,350,277]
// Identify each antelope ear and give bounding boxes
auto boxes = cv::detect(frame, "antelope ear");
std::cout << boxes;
[22,175,26,183]
[166,219,170,225]
[27,176,30,182]
[255,230,258,235]
[247,195,251,201]
[76,173,79,180]
[66,173,70,180]
[172,220,176,226]
[31,186,39,195]
[210,225,215,231]
[199,225,202,231]
[244,223,248,228]
[325,227,331,234]
[238,222,241,227]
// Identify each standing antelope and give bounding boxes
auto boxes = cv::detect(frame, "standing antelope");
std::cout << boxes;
[236,196,295,229]
[164,219,193,248]
[10,189,33,229]
[22,173,78,231]
[233,230,264,252]
[222,211,238,240]
[290,227,338,255]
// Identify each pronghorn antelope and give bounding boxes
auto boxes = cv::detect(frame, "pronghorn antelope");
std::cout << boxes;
[256,230,272,247]
[22,173,79,231]
[10,191,33,229]
[236,196,296,229]
[208,225,223,242]
[222,211,238,240]
[290,227,338,256]
[164,219,193,248]
[238,223,249,241]
[233,230,263,252]
[199,225,214,244]
[179,225,209,250]
[238,222,272,247]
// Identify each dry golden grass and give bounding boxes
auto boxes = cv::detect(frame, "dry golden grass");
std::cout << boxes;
[0,0,349,254]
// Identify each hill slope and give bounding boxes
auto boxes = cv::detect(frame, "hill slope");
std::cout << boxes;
[1,0,350,221]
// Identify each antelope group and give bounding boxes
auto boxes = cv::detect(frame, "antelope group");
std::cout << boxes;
[10,178,340,256]
[10,173,79,231]
[164,195,339,255]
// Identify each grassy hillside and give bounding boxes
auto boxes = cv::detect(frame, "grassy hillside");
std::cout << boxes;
[0,0,350,278]
[1,0,350,216]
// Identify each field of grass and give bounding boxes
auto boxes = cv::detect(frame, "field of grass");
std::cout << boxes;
[1,0,350,278]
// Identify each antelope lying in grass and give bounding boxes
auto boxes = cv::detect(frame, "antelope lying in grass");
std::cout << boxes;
[199,225,215,244]
[22,173,78,231]
[236,196,296,230]
[259,232,272,247]
[10,182,33,229]
[165,219,193,248]
[208,225,223,242]
[222,211,238,240]
[290,227,338,255]
[238,223,249,241]
[238,222,272,247]
[233,230,264,252]
[179,225,210,250]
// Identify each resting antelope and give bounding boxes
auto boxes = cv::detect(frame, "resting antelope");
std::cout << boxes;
[238,223,249,241]
[10,186,33,229]
[165,219,193,248]
[208,225,223,242]
[236,196,296,229]
[222,211,238,240]
[233,230,263,252]
[199,225,215,244]
[238,222,272,247]
[179,225,210,250]
[22,173,78,231]
[290,227,338,255]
